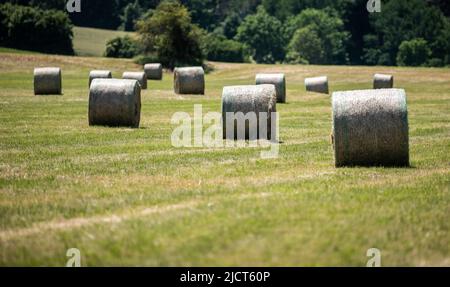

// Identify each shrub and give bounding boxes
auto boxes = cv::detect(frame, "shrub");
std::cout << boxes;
[134,54,160,65]
[0,3,74,55]
[203,33,246,63]
[104,36,139,58]
[427,58,444,67]
[396,38,431,67]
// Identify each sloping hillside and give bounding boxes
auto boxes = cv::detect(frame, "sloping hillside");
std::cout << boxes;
[73,26,135,57]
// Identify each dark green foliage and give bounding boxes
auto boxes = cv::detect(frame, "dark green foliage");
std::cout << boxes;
[364,0,450,66]
[235,6,285,63]
[429,19,450,66]
[137,0,204,69]
[203,33,246,63]
[120,0,143,31]
[285,26,324,64]
[0,0,66,10]
[428,0,450,16]
[1,0,159,29]
[1,0,449,67]
[262,0,352,21]
[221,13,242,39]
[262,0,303,21]
[104,36,139,58]
[396,38,431,67]
[426,58,444,68]
[180,0,216,31]
[285,8,349,65]
[0,3,74,55]
[361,34,384,66]
[344,0,371,65]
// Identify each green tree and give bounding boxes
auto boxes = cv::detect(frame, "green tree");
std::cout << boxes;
[235,6,285,63]
[221,13,242,39]
[136,0,204,69]
[180,0,217,31]
[428,0,450,16]
[286,8,349,65]
[120,0,143,31]
[262,0,353,21]
[396,38,431,67]
[361,34,385,66]
[285,26,324,64]
[0,3,74,55]
[365,0,449,66]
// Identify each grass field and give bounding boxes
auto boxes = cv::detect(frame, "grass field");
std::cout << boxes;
[0,51,449,266]
[0,47,40,55]
[73,26,135,57]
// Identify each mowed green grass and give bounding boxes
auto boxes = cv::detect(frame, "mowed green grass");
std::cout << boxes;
[73,26,135,57]
[0,52,449,266]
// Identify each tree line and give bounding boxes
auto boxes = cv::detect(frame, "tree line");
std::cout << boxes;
[1,0,449,67]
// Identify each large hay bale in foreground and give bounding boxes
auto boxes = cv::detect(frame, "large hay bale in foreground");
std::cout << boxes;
[332,89,409,167]
[122,72,147,89]
[222,85,277,140]
[374,73,394,89]
[144,63,163,80]
[305,76,329,94]
[34,67,62,95]
[89,79,141,128]
[174,67,205,95]
[255,73,286,103]
[89,70,112,87]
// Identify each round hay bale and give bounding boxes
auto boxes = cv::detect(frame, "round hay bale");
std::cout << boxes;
[305,76,329,94]
[255,73,286,103]
[89,79,141,128]
[222,85,277,140]
[174,67,205,95]
[144,63,163,80]
[374,73,393,89]
[332,88,409,167]
[89,70,112,87]
[122,72,147,89]
[34,67,62,95]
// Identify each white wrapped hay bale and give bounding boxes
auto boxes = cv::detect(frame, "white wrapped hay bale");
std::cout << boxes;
[305,76,329,94]
[34,67,62,95]
[374,73,394,89]
[144,63,163,80]
[122,71,147,89]
[89,70,112,87]
[255,73,286,103]
[89,79,141,128]
[222,85,277,140]
[174,67,205,95]
[332,88,409,167]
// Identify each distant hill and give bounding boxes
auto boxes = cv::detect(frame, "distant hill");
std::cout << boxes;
[73,26,136,57]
